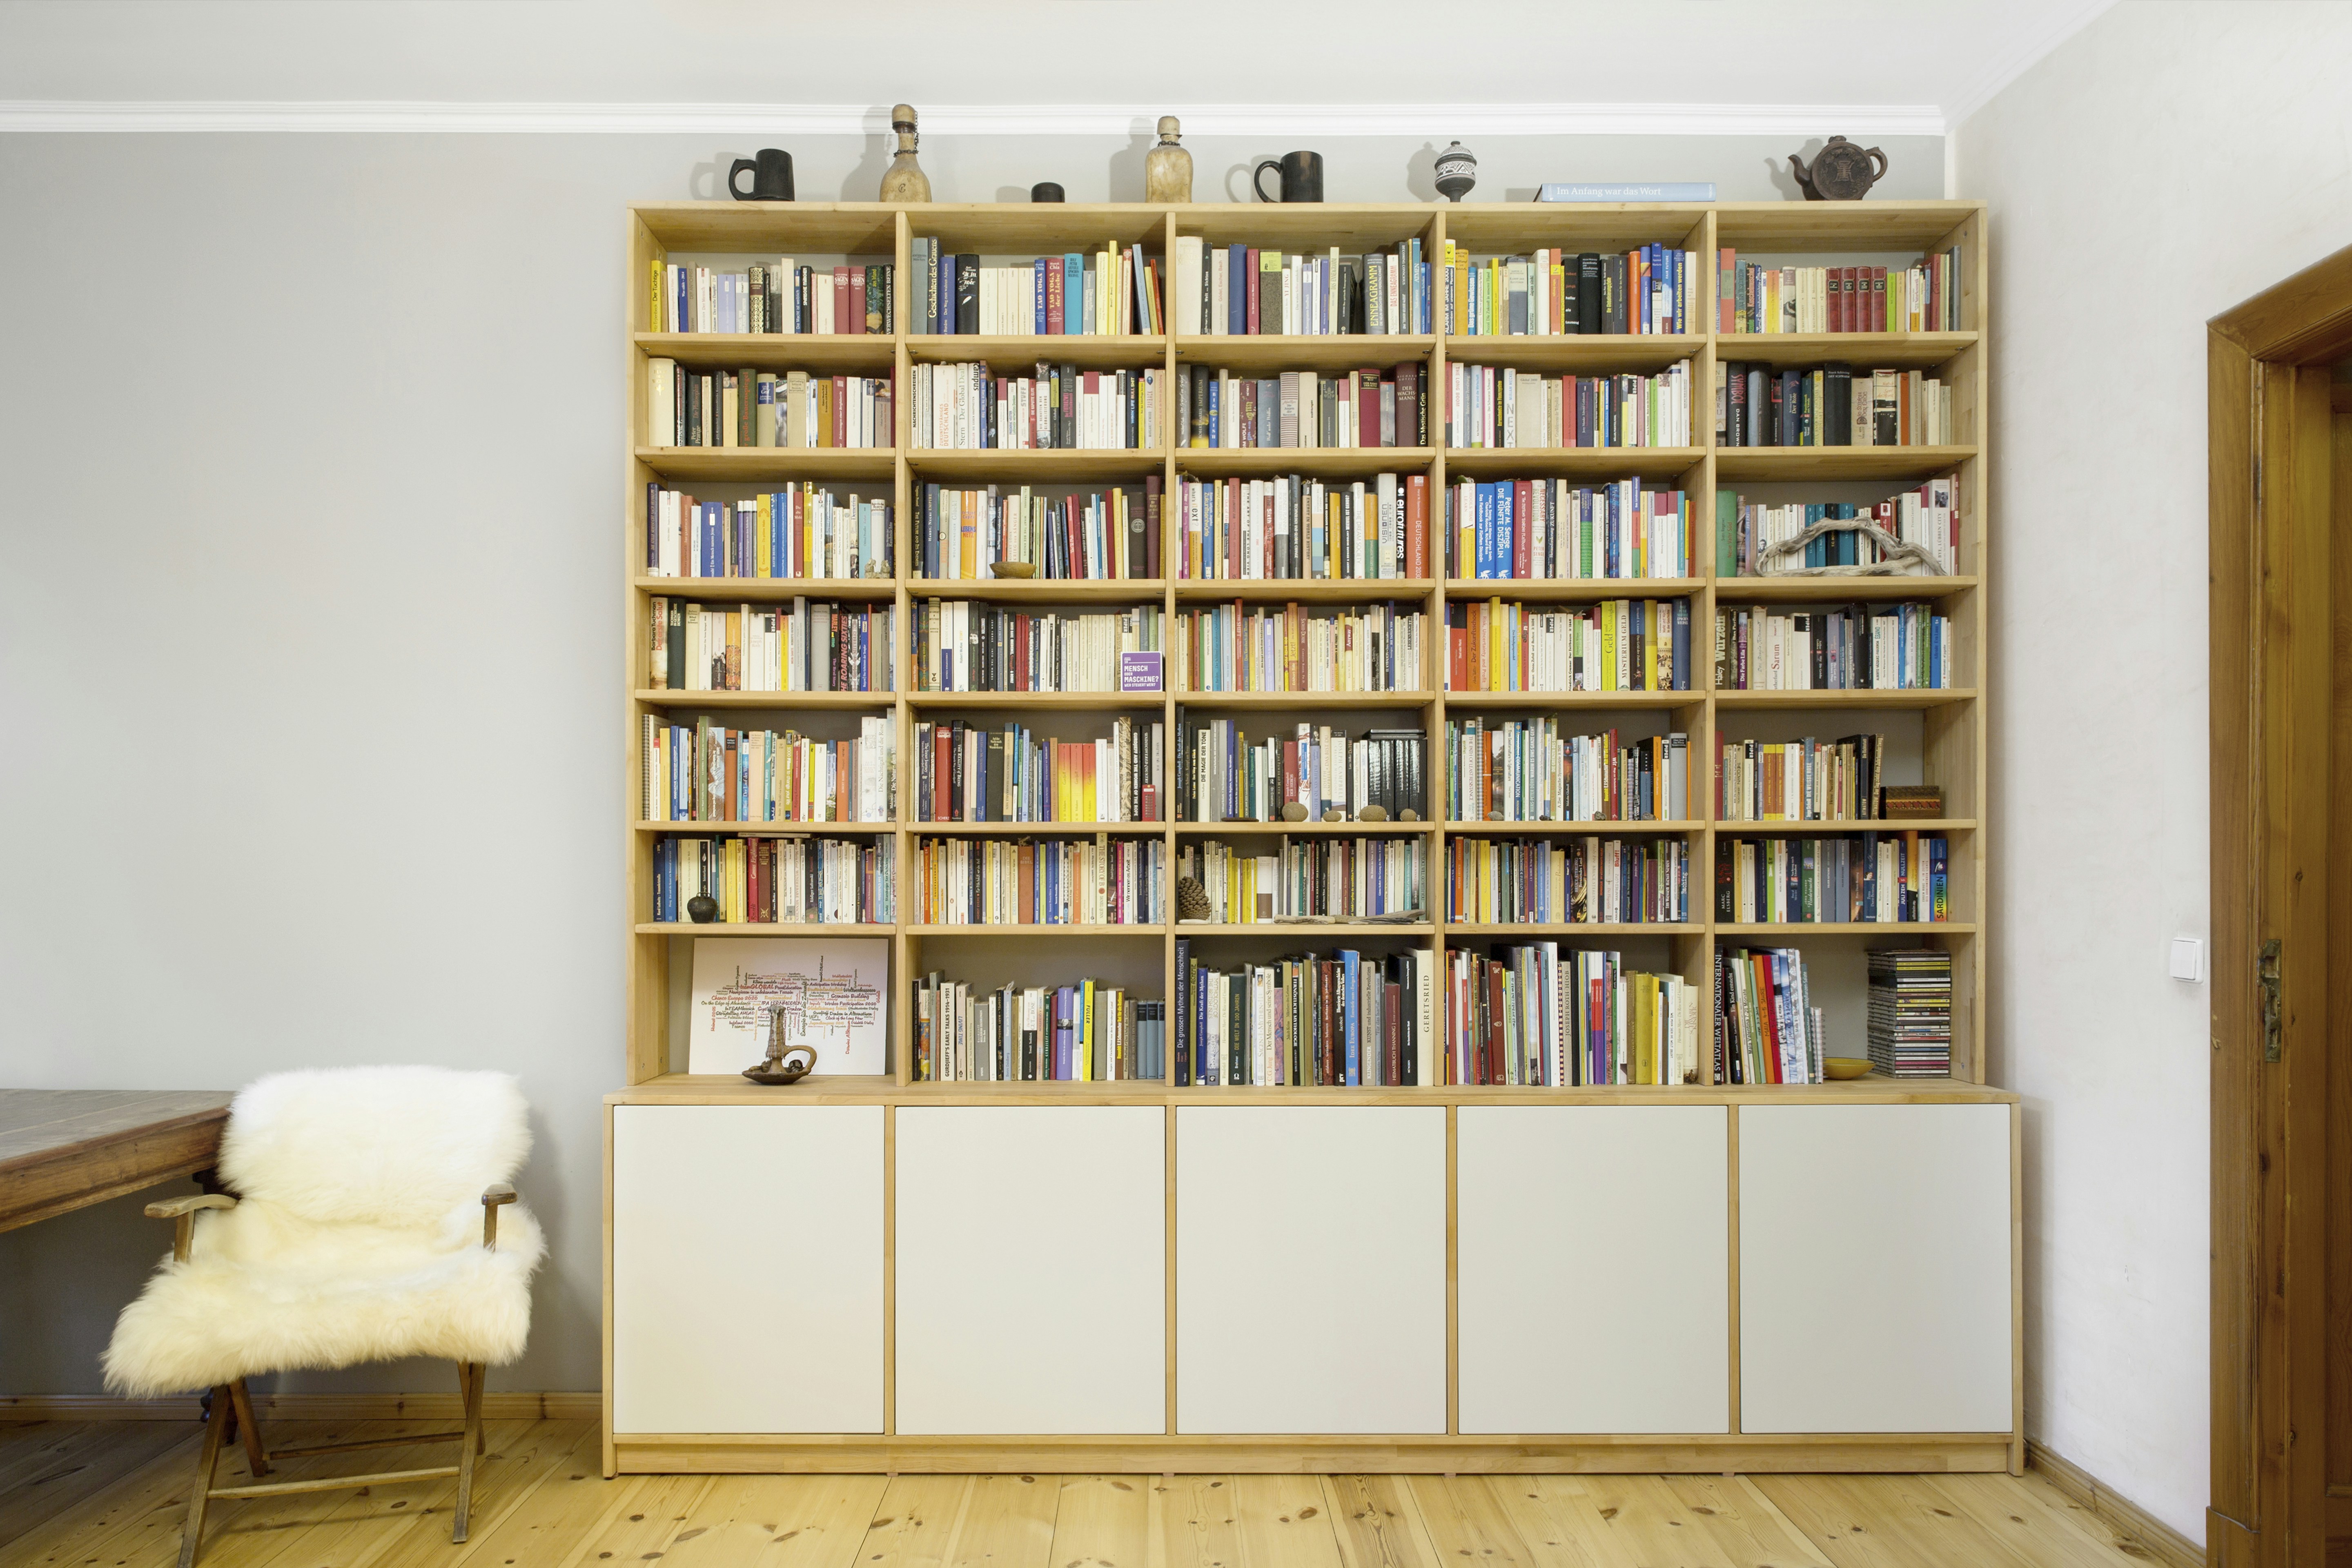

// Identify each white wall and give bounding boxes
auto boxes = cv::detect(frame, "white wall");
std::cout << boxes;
[1957,0,2352,1543]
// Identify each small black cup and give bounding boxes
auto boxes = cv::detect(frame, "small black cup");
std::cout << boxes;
[1253,151,1325,203]
[1031,182,1065,203]
[729,148,794,202]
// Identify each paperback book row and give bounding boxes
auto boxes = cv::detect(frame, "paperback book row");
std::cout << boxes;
[647,361,892,449]
[1446,597,1692,694]
[918,481,1161,581]
[1174,602,1427,693]
[1167,237,1432,336]
[1715,946,1826,1084]
[1869,948,1953,1076]
[1717,834,1950,924]
[639,717,896,824]
[914,602,1164,693]
[1717,363,1954,448]
[909,239,1163,335]
[1716,733,1888,823]
[647,599,893,694]
[1176,837,1425,924]
[651,835,893,924]
[1440,244,1699,337]
[1178,364,1428,451]
[1175,942,1434,1086]
[912,835,1165,926]
[1442,362,1693,449]
[1174,718,1426,824]
[1448,481,1696,581]
[1719,478,1960,577]
[1446,836,1689,926]
[1447,946,1699,1086]
[913,978,1165,1082]
[643,484,892,581]
[909,361,1161,450]
[1446,720,1692,824]
[1715,602,1953,691]
[1176,473,1429,583]
[651,258,893,335]
[916,717,1164,823]
[1720,245,1964,334]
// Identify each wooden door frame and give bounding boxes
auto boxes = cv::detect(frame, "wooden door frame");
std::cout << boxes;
[2210,243,2352,1568]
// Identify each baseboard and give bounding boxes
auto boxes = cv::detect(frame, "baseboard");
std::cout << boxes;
[0,1392,599,1423]
[2026,1440,2203,1568]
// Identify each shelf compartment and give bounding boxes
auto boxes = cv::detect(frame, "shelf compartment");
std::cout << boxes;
[1439,334,1706,372]
[1714,575,1978,602]
[1177,820,1438,835]
[1442,690,1697,708]
[908,579,1168,604]
[635,921,897,935]
[1174,922,1436,937]
[912,205,1168,252]
[908,690,1167,710]
[1175,579,1437,604]
[634,688,893,709]
[636,820,897,835]
[1712,332,1978,370]
[1713,445,1976,482]
[1176,448,1436,479]
[1443,922,1704,937]
[1712,200,1980,251]
[633,576,897,602]
[1443,820,1707,835]
[910,821,1167,836]
[905,334,1169,368]
[1715,922,1975,935]
[636,203,899,254]
[1441,447,1705,479]
[634,332,895,372]
[904,924,1167,937]
[1173,691,1435,710]
[907,450,1167,483]
[1714,819,1977,835]
[1444,577,1699,602]
[1712,687,1976,709]
[1174,335,1434,371]
[636,447,896,481]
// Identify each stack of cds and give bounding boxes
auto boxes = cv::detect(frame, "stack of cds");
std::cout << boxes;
[1867,948,1953,1077]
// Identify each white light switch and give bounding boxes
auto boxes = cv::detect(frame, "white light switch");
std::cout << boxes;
[2170,938,2203,983]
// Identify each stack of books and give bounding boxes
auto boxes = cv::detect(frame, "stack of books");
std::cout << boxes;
[915,979,1163,1082]
[1716,946,1824,1084]
[1448,480,1694,581]
[1867,948,1953,1077]
[1445,945,1698,1085]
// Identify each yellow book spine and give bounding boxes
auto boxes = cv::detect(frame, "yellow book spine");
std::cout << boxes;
[650,259,664,332]
[755,492,772,578]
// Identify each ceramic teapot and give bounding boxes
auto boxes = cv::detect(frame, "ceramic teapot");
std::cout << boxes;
[1789,136,1888,201]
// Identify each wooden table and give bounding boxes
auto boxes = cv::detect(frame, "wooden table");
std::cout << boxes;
[0,1090,235,1233]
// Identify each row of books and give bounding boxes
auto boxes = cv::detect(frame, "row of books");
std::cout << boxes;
[1441,245,1698,337]
[1715,946,1824,1084]
[652,260,892,335]
[911,835,1165,926]
[1449,481,1696,581]
[1176,837,1425,924]
[914,602,1163,693]
[1174,719,1426,825]
[1173,602,1426,693]
[916,717,1163,824]
[1717,835,1949,924]
[1175,942,1434,1085]
[648,362,891,449]
[1176,474,1429,583]
[1446,836,1689,926]
[918,482,1161,581]
[639,718,896,824]
[1720,246,1965,335]
[1717,734,1886,823]
[910,361,1163,450]
[913,978,1164,1082]
[908,240,1163,336]
[1447,721,1691,824]
[1448,946,1699,1085]
[651,835,892,924]
[643,484,892,581]
[648,599,892,694]
[1441,363,1694,450]
[1167,238,1433,337]
[1178,363,1428,451]
[1868,948,1952,1076]
[1445,597,1693,694]
[1721,479,1960,577]
[1717,363,1953,448]
[1714,603,1953,691]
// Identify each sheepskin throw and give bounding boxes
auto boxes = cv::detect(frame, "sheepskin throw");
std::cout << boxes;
[103,1066,544,1397]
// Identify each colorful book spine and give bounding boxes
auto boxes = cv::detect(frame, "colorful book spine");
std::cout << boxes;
[652,835,892,923]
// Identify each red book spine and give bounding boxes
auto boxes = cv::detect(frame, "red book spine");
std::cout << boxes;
[833,266,851,334]
[1145,474,1163,579]
[1245,249,1262,335]
[1283,739,1299,813]
[1872,267,1888,332]
[933,726,951,820]
[1358,373,1379,451]
[1450,619,1468,692]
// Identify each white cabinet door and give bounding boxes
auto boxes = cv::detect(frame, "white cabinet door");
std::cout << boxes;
[1738,1102,2013,1434]
[1176,1107,1446,1434]
[610,1105,884,1434]
[1457,1106,1729,1434]
[895,1106,1165,1434]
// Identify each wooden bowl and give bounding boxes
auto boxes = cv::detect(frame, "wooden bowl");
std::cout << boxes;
[1822,1057,1873,1081]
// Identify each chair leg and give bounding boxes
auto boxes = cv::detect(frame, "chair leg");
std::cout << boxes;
[450,1361,485,1544]
[225,1379,271,1477]
[176,1384,231,1568]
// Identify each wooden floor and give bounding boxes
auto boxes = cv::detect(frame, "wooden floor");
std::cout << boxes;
[0,1418,2175,1568]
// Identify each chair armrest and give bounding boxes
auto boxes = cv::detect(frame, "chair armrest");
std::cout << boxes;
[481,1183,518,1247]
[147,1193,236,1263]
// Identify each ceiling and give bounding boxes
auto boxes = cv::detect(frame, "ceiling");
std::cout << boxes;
[0,0,2118,131]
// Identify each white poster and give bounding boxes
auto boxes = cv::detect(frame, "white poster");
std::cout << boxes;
[688,937,889,1077]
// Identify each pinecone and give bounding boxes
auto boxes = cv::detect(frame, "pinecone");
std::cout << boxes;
[1177,876,1213,923]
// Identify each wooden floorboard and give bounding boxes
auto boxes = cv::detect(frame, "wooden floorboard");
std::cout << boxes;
[0,1420,2174,1568]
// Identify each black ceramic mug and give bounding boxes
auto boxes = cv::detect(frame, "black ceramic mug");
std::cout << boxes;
[729,148,795,202]
[1253,151,1325,203]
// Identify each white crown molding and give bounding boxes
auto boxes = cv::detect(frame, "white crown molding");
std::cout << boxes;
[0,100,1947,138]
[1943,0,2118,127]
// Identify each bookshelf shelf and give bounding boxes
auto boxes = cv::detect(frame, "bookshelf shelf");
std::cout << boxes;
[618,200,2002,1474]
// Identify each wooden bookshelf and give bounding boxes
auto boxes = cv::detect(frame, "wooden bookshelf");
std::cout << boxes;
[609,200,2013,1479]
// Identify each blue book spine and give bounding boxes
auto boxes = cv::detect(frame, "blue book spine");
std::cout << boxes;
[675,268,689,333]
[1475,483,1494,578]
[1342,951,1361,1085]
[671,726,688,820]
[1229,245,1247,335]
[1498,481,1515,577]
[1673,599,1690,690]
[1062,254,1083,331]
[646,481,660,570]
